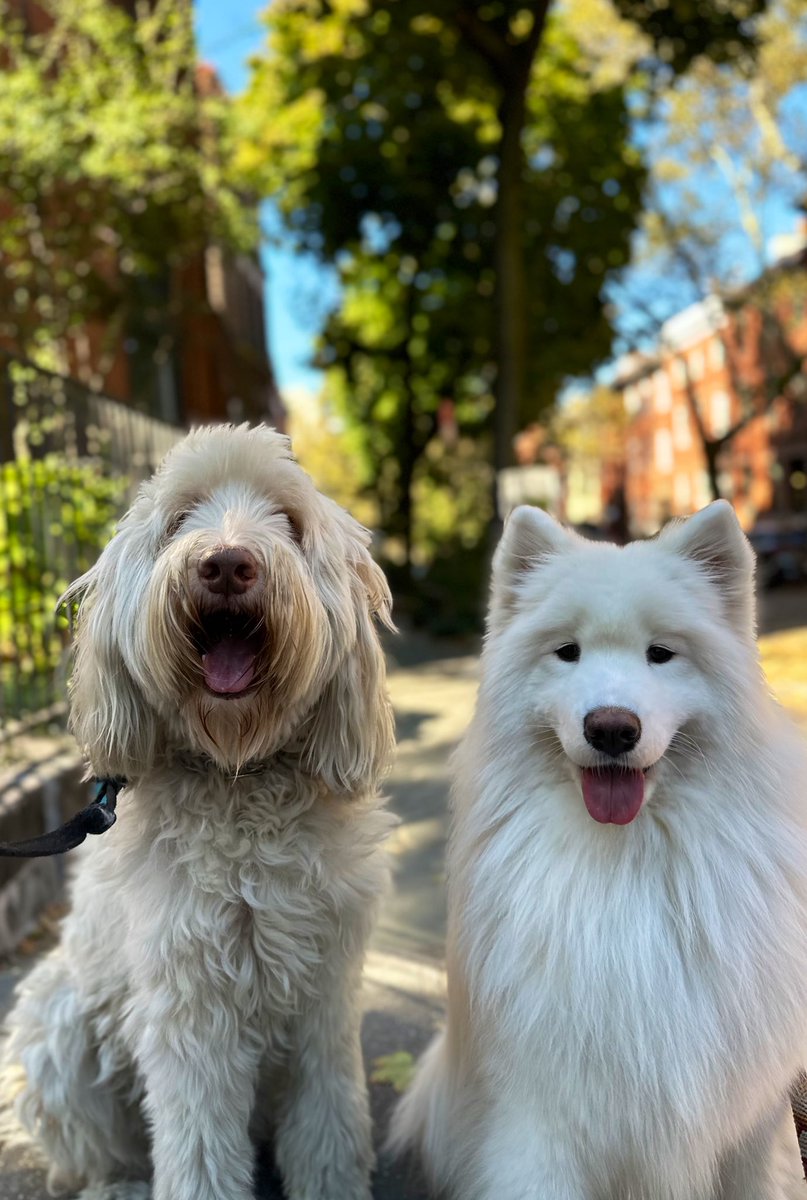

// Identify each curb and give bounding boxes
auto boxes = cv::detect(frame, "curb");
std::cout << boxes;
[0,749,85,956]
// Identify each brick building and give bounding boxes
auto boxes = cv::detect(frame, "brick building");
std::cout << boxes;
[613,269,807,537]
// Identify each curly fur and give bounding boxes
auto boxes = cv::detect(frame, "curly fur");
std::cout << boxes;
[390,501,807,1200]
[1,424,396,1200]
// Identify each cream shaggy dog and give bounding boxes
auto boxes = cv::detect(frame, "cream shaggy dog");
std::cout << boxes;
[1,424,396,1200]
[391,501,807,1200]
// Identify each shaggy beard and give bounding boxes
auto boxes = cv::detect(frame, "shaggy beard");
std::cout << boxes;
[139,541,335,769]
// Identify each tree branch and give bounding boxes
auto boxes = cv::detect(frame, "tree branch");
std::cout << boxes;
[455,1,550,85]
[454,7,511,81]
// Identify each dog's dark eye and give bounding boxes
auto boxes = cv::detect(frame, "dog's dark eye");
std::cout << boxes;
[164,511,188,540]
[555,643,581,663]
[647,645,675,664]
[281,510,303,545]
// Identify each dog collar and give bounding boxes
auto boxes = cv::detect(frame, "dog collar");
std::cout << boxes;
[172,751,276,779]
[0,776,124,858]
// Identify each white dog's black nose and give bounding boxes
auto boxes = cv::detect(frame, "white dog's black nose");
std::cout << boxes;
[583,707,642,757]
[198,547,258,597]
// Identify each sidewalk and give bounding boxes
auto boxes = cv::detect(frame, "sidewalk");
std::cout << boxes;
[2,582,805,1198]
[0,640,480,1200]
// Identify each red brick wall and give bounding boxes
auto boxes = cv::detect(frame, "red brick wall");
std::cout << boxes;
[619,290,807,534]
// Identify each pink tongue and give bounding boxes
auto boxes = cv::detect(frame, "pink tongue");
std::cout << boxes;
[581,767,645,825]
[202,639,257,695]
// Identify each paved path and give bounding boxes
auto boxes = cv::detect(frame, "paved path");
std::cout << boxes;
[3,582,805,1199]
[0,642,480,1200]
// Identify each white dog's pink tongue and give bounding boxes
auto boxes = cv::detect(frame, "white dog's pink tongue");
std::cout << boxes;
[581,767,645,825]
[202,640,257,695]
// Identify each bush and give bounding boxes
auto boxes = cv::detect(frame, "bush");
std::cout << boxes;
[0,456,127,716]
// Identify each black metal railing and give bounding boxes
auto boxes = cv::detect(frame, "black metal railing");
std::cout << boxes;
[0,354,181,732]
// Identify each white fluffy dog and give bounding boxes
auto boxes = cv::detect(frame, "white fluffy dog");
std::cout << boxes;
[1,425,396,1200]
[391,502,807,1200]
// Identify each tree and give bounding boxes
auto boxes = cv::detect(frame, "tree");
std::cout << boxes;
[244,0,771,486]
[0,0,258,384]
[316,246,497,568]
[458,0,768,472]
[242,0,645,563]
[611,0,807,500]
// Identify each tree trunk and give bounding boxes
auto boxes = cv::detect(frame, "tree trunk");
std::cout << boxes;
[678,352,723,501]
[703,440,722,501]
[493,82,529,480]
[399,375,416,576]
[454,5,550,534]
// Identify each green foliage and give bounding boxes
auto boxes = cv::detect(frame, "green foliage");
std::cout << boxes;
[0,0,258,362]
[287,394,379,530]
[246,0,645,416]
[611,0,768,76]
[411,437,494,564]
[397,536,492,636]
[238,0,774,625]
[0,457,126,713]
[245,0,645,582]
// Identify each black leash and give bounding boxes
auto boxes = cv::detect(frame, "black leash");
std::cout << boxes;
[0,777,125,858]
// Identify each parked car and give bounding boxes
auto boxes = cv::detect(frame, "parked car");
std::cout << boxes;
[747,518,807,588]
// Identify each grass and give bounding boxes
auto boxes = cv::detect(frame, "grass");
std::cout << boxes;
[759,627,807,729]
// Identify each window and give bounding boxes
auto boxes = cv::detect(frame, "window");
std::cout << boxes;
[711,391,731,438]
[695,471,713,509]
[710,338,726,369]
[624,385,640,415]
[672,358,688,387]
[690,348,705,381]
[654,429,674,474]
[654,371,671,412]
[673,473,692,511]
[717,471,734,498]
[673,404,692,450]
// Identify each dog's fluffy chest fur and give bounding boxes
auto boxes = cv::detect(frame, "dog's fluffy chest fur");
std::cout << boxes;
[65,767,393,1030]
[451,750,807,1183]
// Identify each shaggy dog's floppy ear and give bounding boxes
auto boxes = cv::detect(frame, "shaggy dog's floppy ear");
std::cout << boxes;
[61,540,157,778]
[489,505,571,634]
[301,534,395,796]
[659,500,756,634]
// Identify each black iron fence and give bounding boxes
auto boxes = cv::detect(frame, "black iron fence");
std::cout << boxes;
[0,354,181,733]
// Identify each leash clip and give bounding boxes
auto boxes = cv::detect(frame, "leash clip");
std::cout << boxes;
[0,776,126,858]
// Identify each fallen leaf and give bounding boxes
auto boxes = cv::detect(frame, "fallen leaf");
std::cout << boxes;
[370,1051,416,1093]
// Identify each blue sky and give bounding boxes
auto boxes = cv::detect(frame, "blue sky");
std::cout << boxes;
[194,0,329,394]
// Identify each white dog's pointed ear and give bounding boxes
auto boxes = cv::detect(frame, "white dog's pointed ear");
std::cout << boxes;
[660,500,756,631]
[489,506,571,634]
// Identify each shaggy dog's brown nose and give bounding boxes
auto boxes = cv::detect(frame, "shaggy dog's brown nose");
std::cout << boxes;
[198,547,258,596]
[583,707,642,757]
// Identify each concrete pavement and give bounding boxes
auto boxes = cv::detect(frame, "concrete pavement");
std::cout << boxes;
[3,583,807,1197]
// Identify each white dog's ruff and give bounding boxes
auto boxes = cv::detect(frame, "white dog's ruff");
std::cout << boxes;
[391,502,807,1200]
[0,425,396,1200]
